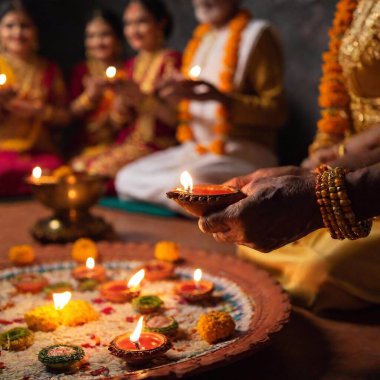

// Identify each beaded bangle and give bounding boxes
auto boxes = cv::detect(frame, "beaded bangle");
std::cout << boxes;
[315,165,372,240]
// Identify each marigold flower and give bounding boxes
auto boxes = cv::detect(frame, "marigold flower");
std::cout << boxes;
[8,245,36,265]
[197,311,235,344]
[71,238,98,263]
[154,241,180,262]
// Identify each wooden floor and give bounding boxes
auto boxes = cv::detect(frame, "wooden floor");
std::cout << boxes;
[1,200,380,380]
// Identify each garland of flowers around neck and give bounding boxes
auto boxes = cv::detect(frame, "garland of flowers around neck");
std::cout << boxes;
[176,10,251,155]
[311,0,358,154]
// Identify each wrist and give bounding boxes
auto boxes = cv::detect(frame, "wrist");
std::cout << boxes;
[346,166,380,220]
[306,174,324,231]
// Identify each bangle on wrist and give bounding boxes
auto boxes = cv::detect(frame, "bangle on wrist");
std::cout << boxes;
[315,165,372,240]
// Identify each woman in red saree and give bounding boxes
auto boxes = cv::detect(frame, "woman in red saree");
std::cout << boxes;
[0,0,68,197]
[71,0,181,178]
[69,8,125,168]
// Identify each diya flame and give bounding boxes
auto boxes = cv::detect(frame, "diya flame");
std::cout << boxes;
[128,269,145,289]
[53,291,72,310]
[130,316,144,345]
[180,171,193,192]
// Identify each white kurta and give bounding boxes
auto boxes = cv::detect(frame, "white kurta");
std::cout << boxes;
[116,20,277,212]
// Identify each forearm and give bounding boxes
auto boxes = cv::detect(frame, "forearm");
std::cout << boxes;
[138,95,177,127]
[227,90,288,128]
[346,163,380,220]
[70,93,97,119]
[330,147,380,170]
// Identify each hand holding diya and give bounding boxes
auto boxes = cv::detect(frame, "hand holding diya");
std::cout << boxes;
[109,316,171,366]
[166,171,246,217]
[100,269,145,303]
[72,257,106,283]
[175,268,214,302]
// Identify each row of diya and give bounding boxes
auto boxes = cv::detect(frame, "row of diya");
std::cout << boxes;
[1,258,236,373]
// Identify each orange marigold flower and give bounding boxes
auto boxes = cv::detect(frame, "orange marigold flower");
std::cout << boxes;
[196,145,208,155]
[8,245,36,265]
[317,115,349,134]
[71,238,98,263]
[176,124,193,143]
[154,241,180,262]
[209,139,225,155]
[319,92,350,108]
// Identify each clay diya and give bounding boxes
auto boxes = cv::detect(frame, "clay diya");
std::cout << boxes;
[166,171,245,217]
[10,273,49,294]
[175,268,214,302]
[72,257,106,282]
[141,260,174,281]
[145,315,179,337]
[100,269,145,303]
[109,317,171,366]
[132,295,163,314]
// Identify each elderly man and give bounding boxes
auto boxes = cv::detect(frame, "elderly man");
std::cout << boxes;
[115,0,287,210]
[199,126,380,313]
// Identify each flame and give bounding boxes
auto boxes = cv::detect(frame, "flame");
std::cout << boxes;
[194,268,202,282]
[32,166,42,179]
[68,189,77,200]
[189,65,201,80]
[130,316,144,344]
[53,291,72,310]
[86,257,95,270]
[0,74,7,85]
[105,66,117,79]
[180,171,193,192]
[127,269,145,289]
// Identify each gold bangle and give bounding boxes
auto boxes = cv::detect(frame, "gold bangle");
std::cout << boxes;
[338,142,346,157]
[315,165,372,240]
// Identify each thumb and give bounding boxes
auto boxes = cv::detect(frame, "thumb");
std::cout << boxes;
[198,209,231,234]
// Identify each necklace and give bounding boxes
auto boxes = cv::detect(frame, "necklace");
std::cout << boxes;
[177,10,251,155]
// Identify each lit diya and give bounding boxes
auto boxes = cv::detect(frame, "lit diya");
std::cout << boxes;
[141,260,174,281]
[100,269,145,303]
[109,316,171,366]
[72,257,106,282]
[175,268,214,302]
[166,171,246,217]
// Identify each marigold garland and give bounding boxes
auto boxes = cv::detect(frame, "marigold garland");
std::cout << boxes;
[311,0,358,153]
[177,10,251,155]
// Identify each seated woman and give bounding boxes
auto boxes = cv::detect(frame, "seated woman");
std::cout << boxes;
[69,8,125,169]
[116,0,287,210]
[72,0,181,178]
[0,0,68,197]
[214,0,380,313]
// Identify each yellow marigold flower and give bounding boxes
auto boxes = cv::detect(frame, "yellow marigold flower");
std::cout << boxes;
[52,166,73,178]
[197,311,236,344]
[8,245,36,265]
[71,238,98,263]
[154,241,180,262]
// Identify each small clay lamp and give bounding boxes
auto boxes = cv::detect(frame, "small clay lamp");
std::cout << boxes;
[141,260,174,281]
[166,171,245,217]
[109,316,171,366]
[175,268,214,302]
[72,257,106,283]
[100,269,145,303]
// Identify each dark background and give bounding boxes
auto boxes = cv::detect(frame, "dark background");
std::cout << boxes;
[4,0,336,164]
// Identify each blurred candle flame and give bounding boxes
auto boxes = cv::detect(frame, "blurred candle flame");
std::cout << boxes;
[127,269,145,289]
[189,65,201,80]
[130,316,144,345]
[53,291,72,310]
[180,171,193,192]
[105,66,117,79]
[86,257,95,270]
[0,74,7,85]
[194,268,202,283]
[32,166,42,179]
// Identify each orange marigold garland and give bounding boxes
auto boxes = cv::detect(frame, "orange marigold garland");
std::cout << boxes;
[177,10,251,155]
[311,0,358,154]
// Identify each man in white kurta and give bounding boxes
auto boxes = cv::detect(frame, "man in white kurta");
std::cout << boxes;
[115,0,287,211]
